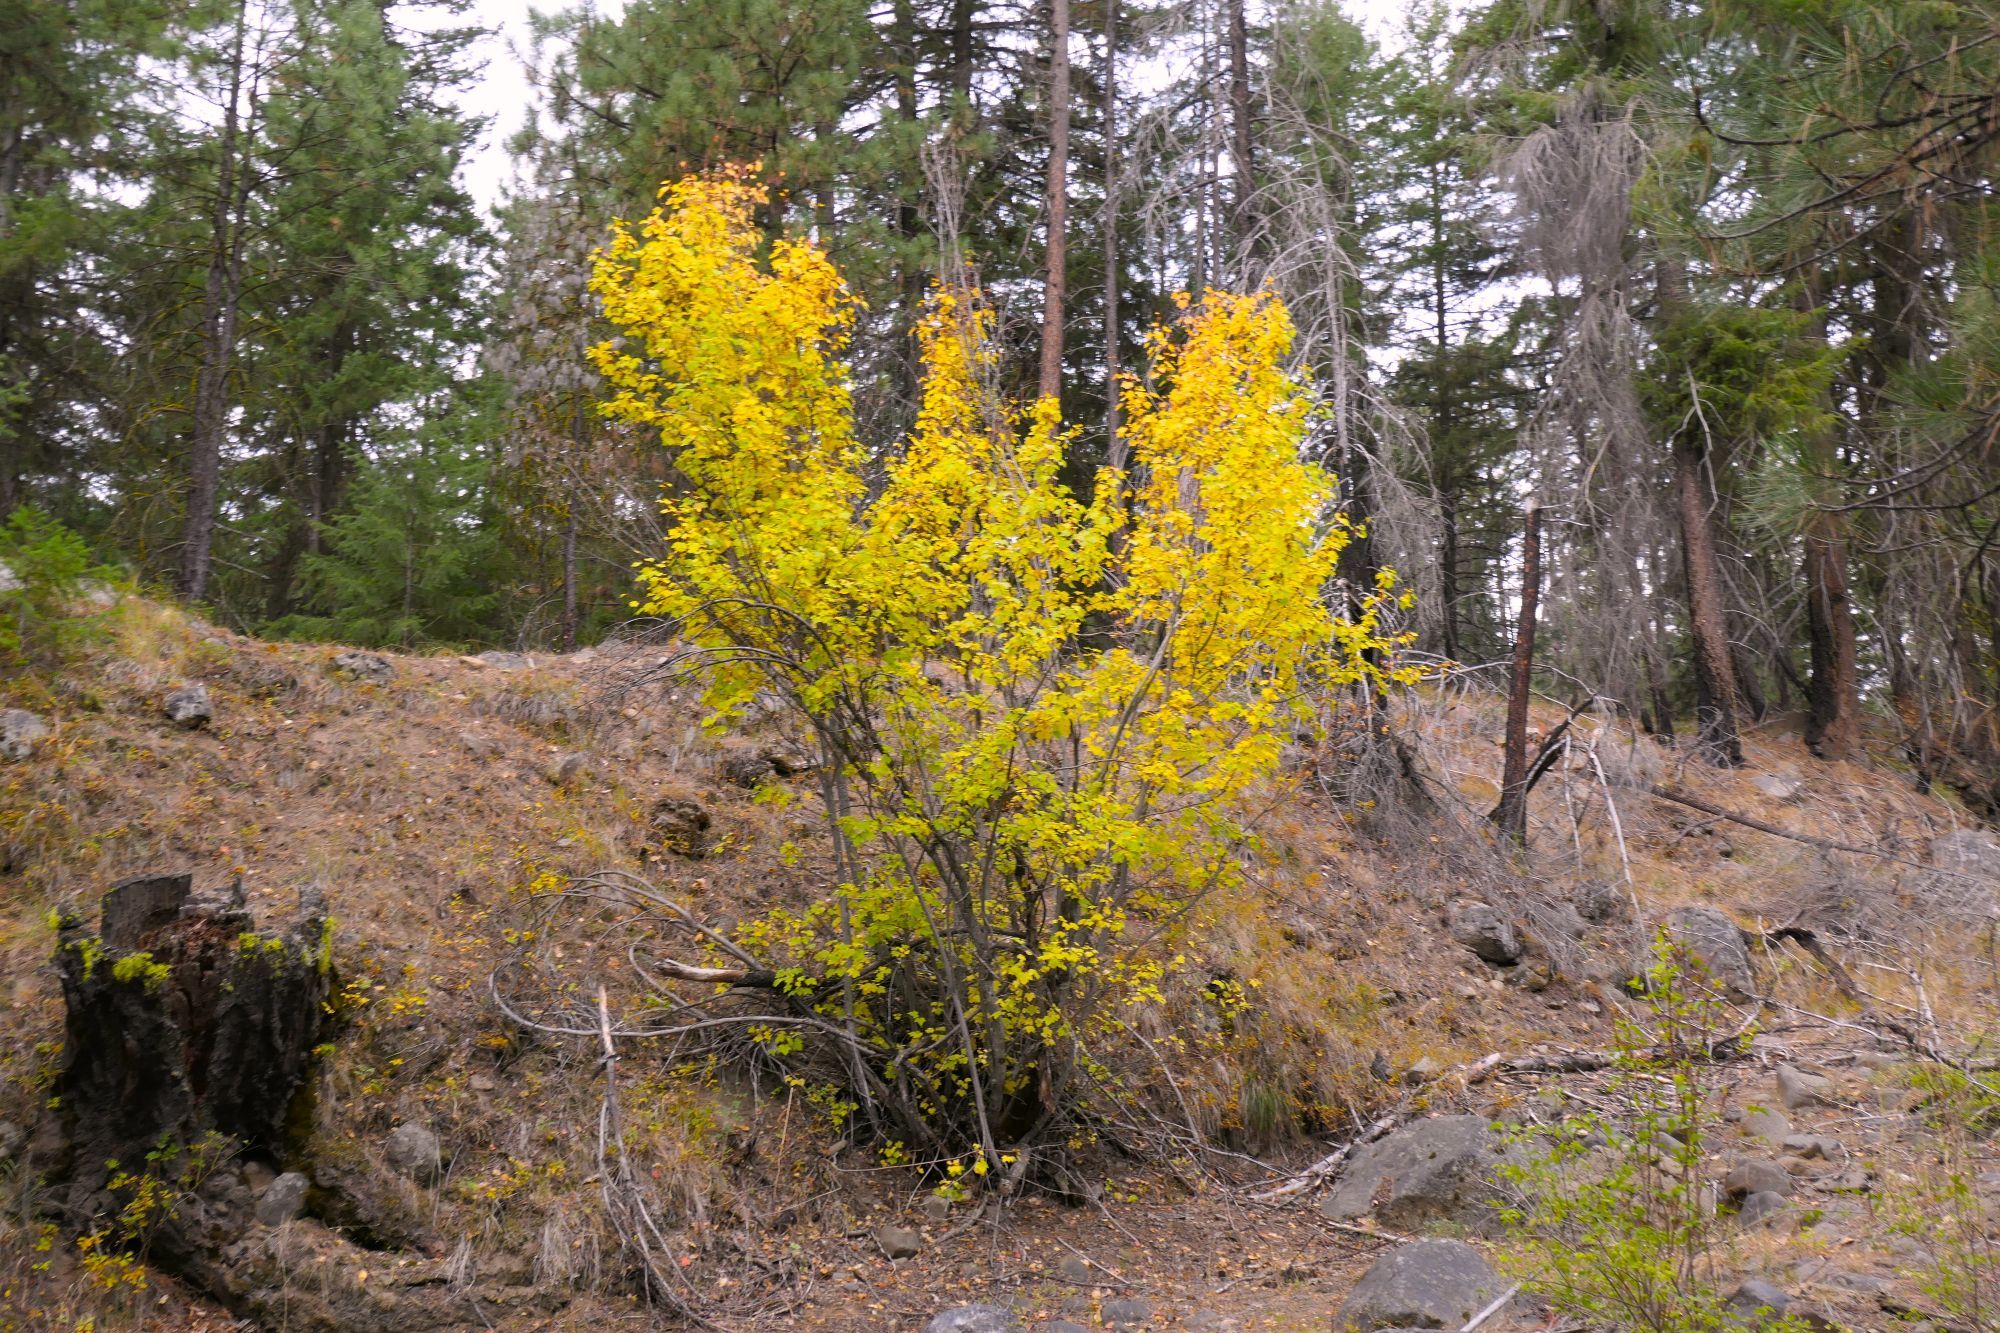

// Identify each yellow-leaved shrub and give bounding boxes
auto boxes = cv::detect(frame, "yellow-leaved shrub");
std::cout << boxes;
[589,170,1414,1170]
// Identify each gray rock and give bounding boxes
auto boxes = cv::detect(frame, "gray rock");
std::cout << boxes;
[384,1123,440,1185]
[1751,774,1804,801]
[1660,905,1756,999]
[1402,1056,1445,1085]
[1780,1134,1842,1160]
[1810,1164,1872,1194]
[1321,1116,1510,1233]
[331,651,393,684]
[1724,1159,1793,1199]
[1931,829,2000,880]
[163,684,212,728]
[1447,903,1521,966]
[920,1194,953,1223]
[1332,1239,1503,1331]
[1740,1109,1792,1145]
[1776,1064,1836,1111]
[1573,879,1626,923]
[927,1306,1021,1333]
[1820,1271,1889,1294]
[545,752,590,786]
[476,651,531,669]
[0,708,48,760]
[1737,1191,1789,1227]
[1056,1254,1092,1283]
[875,1224,923,1259]
[1724,1278,1790,1322]
[1101,1299,1151,1327]
[256,1171,309,1226]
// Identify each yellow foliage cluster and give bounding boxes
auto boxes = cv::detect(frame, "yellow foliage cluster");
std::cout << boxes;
[589,170,1415,1162]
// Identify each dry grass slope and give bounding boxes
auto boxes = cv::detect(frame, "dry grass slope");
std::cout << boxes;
[0,593,1994,1330]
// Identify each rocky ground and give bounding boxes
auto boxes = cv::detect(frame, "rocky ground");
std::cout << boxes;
[1,594,1996,1330]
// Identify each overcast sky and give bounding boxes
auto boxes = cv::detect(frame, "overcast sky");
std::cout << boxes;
[443,0,1409,215]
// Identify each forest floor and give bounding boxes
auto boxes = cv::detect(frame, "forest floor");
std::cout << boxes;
[1,592,1996,1330]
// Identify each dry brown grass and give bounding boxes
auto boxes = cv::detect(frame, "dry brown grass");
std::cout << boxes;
[2,603,1996,1329]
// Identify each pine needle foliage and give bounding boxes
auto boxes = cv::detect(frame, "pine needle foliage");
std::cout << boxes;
[588,171,1416,1167]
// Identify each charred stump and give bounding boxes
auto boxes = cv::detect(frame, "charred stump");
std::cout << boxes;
[53,872,332,1231]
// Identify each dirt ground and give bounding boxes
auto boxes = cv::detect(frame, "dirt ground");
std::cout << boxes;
[3,596,1996,1330]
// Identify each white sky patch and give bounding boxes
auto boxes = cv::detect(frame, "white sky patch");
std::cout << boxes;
[442,0,1407,214]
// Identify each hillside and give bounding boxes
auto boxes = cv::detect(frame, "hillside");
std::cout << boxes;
[2,591,1997,1331]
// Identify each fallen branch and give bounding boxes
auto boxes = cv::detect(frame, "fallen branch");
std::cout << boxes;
[1248,1114,1400,1201]
[1253,1021,1760,1202]
[1463,1282,1522,1332]
[643,956,781,988]
[1643,786,1991,883]
[1761,926,1865,1006]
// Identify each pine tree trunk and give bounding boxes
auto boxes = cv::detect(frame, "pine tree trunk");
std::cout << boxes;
[1793,279,1861,763]
[1673,435,1745,765]
[1038,0,1070,400]
[1803,512,1859,759]
[180,0,254,604]
[1102,0,1123,468]
[561,503,579,652]
[1227,0,1253,248]
[949,0,975,117]
[1492,500,1541,845]
[1439,490,1462,661]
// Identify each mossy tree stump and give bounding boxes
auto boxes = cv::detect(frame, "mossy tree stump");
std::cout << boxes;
[53,873,332,1224]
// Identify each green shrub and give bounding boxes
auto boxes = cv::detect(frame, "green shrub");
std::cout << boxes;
[1498,937,1803,1332]
[0,506,115,672]
[1886,1075,2000,1325]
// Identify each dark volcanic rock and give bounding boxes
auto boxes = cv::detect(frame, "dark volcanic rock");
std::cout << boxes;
[650,796,715,857]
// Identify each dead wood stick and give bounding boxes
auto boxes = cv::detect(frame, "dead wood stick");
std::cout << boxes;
[1314,1216,1412,1245]
[1645,785,1884,855]
[1248,1114,1400,1201]
[1517,696,1597,800]
[1255,1027,1761,1201]
[1762,926,1866,1006]
[1462,1282,1522,1332]
[644,956,782,988]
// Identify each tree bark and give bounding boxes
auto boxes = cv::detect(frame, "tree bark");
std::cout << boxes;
[1227,0,1254,249]
[1802,509,1859,759]
[55,873,330,1227]
[1491,500,1541,844]
[1037,0,1070,400]
[1673,435,1745,765]
[561,504,579,652]
[1102,0,1123,469]
[949,0,976,119]
[180,0,255,604]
